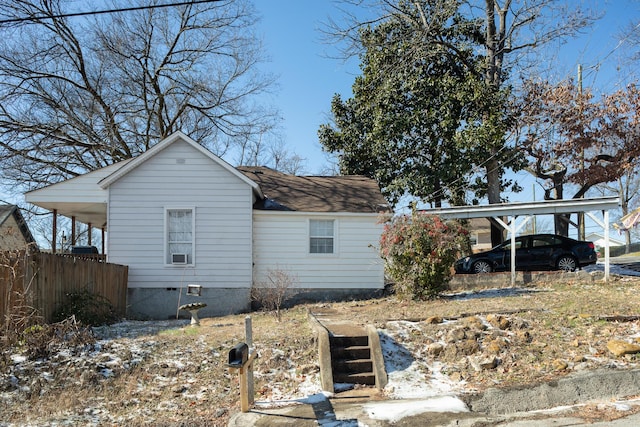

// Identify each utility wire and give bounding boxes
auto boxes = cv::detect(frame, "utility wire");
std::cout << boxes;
[0,0,222,24]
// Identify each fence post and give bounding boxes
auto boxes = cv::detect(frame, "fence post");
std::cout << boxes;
[245,316,254,407]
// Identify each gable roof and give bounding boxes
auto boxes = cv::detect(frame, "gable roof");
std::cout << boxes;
[237,166,390,213]
[0,204,37,246]
[99,131,261,194]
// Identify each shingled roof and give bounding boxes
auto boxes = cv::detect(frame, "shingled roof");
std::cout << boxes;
[237,166,390,213]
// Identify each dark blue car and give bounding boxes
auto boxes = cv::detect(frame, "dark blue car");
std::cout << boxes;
[454,234,598,274]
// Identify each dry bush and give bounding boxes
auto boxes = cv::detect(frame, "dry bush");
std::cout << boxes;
[21,316,95,360]
[1,249,42,350]
[251,267,299,321]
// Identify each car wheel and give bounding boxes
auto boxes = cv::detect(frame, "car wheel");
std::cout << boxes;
[557,256,577,272]
[472,260,492,274]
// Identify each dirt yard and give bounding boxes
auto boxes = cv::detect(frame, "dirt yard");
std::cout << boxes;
[3,272,640,426]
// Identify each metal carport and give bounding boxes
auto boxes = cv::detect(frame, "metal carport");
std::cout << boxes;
[420,196,621,285]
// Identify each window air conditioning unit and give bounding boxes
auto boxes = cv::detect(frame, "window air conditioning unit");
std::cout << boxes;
[171,253,188,265]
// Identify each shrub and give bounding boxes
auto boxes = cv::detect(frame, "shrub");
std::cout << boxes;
[52,289,118,326]
[251,268,299,321]
[379,211,468,300]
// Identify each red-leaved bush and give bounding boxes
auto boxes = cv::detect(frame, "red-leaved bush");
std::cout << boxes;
[379,212,468,300]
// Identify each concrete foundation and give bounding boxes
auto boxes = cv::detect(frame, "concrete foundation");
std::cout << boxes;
[126,287,383,320]
[283,288,385,308]
[126,287,251,320]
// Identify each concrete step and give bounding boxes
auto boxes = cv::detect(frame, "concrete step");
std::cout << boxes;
[330,334,375,385]
[332,358,373,374]
[331,345,371,360]
[333,371,376,385]
[330,335,369,347]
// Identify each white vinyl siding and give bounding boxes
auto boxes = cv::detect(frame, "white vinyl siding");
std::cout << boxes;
[253,212,384,290]
[309,219,335,254]
[166,208,194,265]
[106,138,254,289]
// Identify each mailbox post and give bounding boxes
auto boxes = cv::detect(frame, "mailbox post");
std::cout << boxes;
[226,341,257,412]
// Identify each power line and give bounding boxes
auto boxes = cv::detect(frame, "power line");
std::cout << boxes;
[0,0,222,25]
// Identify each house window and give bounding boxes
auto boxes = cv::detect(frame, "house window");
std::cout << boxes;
[166,208,194,265]
[310,219,334,254]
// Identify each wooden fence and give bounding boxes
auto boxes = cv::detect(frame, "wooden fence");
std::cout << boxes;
[1,250,128,324]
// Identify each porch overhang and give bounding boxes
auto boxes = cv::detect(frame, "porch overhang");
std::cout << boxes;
[26,201,107,228]
[24,160,127,228]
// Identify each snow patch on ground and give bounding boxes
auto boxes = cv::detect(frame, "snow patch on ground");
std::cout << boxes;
[363,396,469,422]
[380,321,465,400]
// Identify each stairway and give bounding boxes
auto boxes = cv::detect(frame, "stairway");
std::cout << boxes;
[330,334,376,386]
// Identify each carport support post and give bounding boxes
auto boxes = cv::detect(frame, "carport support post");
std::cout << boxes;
[586,210,611,283]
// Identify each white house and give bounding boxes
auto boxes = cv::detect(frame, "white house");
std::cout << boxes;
[25,132,390,319]
[585,232,625,250]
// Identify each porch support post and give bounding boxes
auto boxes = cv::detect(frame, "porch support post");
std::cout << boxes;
[71,216,76,246]
[52,209,57,254]
[101,228,105,254]
[87,222,92,246]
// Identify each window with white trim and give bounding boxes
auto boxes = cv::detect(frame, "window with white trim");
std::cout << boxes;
[309,219,334,254]
[166,208,194,265]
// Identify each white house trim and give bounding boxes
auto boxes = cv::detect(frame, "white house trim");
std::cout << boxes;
[98,131,262,196]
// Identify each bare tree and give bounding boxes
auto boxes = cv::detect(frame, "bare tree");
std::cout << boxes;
[267,139,307,175]
[250,267,299,322]
[0,0,278,191]
[596,168,640,251]
[519,80,640,236]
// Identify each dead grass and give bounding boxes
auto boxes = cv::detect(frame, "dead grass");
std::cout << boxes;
[3,275,640,425]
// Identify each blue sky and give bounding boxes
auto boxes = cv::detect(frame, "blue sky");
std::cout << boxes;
[254,0,359,174]
[254,0,640,185]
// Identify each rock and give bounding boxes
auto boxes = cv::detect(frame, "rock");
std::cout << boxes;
[485,337,508,354]
[456,339,481,356]
[516,330,532,344]
[449,371,464,382]
[510,318,530,330]
[425,316,443,324]
[299,364,319,375]
[486,314,511,330]
[172,385,187,394]
[607,340,640,357]
[462,316,486,331]
[471,355,498,371]
[427,342,444,356]
[446,327,467,343]
[552,359,568,371]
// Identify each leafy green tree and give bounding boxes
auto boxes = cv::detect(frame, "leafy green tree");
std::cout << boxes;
[324,0,597,244]
[319,0,483,207]
[379,212,468,300]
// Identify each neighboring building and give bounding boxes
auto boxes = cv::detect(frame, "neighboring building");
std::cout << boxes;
[25,132,390,319]
[585,232,625,250]
[0,204,37,251]
[467,218,493,252]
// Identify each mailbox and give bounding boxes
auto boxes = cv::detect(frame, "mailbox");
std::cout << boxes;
[227,342,249,367]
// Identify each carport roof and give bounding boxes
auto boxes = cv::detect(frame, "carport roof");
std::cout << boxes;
[419,196,620,219]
